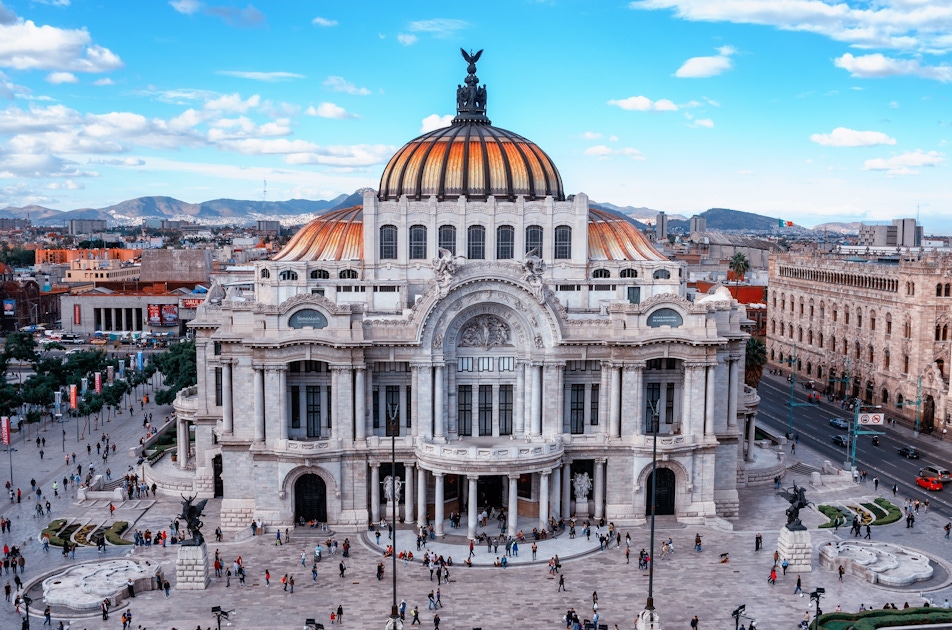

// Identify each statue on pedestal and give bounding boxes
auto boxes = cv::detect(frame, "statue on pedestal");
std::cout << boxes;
[383,475,403,503]
[573,472,592,502]
[779,482,811,531]
[178,495,209,546]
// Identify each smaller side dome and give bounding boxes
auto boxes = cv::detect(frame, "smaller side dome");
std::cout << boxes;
[273,206,364,262]
[588,208,668,261]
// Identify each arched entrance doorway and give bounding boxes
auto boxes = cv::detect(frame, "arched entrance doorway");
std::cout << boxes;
[294,474,327,523]
[924,395,936,434]
[645,468,676,516]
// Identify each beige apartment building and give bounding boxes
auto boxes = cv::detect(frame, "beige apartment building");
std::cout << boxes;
[767,251,952,434]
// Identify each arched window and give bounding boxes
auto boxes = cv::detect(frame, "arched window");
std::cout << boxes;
[653,269,671,280]
[525,225,543,255]
[620,268,638,278]
[897,393,904,406]
[467,225,486,259]
[946,284,951,297]
[770,349,775,360]
[938,359,945,377]
[868,346,874,362]
[885,312,893,335]
[438,225,457,255]
[818,333,824,348]
[409,225,427,260]
[808,331,813,345]
[944,325,949,341]
[260,268,270,279]
[554,225,572,259]
[806,362,812,376]
[798,327,803,343]
[592,269,610,279]
[884,350,890,370]
[937,326,942,341]
[339,269,358,280]
[937,283,943,297]
[817,366,823,379]
[310,269,329,279]
[496,225,514,259]
[870,312,876,331]
[279,270,298,281]
[379,224,397,259]
[882,389,889,404]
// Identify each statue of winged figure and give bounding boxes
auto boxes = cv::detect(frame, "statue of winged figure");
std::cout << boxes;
[778,482,811,531]
[461,48,483,74]
[179,494,209,546]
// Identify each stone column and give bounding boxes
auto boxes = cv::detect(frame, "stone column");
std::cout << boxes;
[253,365,265,443]
[610,364,622,438]
[434,364,445,441]
[746,415,757,462]
[418,366,433,440]
[277,366,288,441]
[593,459,606,520]
[410,366,420,438]
[434,473,445,536]
[330,367,341,440]
[178,419,188,470]
[222,360,233,434]
[727,356,739,429]
[507,474,518,538]
[370,464,381,523]
[515,361,526,436]
[705,363,716,436]
[561,461,572,518]
[404,462,415,524]
[551,465,562,520]
[681,365,695,435]
[620,365,636,437]
[538,471,550,531]
[530,364,542,436]
[417,467,427,528]
[631,363,645,435]
[355,367,367,440]
[553,364,565,435]
[599,362,611,432]
[467,475,478,540]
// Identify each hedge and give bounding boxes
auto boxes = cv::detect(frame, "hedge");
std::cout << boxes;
[818,505,852,528]
[106,521,132,545]
[873,498,903,525]
[41,519,68,547]
[819,607,952,630]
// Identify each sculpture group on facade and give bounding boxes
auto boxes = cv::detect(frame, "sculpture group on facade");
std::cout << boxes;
[383,475,403,503]
[573,472,592,501]
[522,248,547,303]
[456,49,487,117]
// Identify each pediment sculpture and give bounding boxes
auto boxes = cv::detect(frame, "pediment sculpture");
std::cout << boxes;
[458,314,511,348]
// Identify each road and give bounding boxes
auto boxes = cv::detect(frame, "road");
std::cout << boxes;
[757,371,952,515]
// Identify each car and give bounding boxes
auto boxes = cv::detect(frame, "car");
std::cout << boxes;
[828,417,850,429]
[898,446,921,459]
[90,337,107,346]
[919,466,952,483]
[916,476,943,491]
[832,435,850,447]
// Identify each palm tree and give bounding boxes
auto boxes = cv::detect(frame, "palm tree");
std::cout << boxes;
[745,337,767,388]
[728,252,750,293]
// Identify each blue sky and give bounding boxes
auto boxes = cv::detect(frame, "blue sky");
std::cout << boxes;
[1,0,950,231]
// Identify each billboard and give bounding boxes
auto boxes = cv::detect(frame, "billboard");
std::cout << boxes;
[148,304,162,326]
[161,304,179,326]
[95,372,102,394]
[107,365,114,384]
[1,416,9,446]
[69,384,78,409]
[2,299,14,317]
[180,298,204,309]
[73,303,81,326]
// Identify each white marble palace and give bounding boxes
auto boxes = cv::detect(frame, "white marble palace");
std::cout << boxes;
[175,53,757,536]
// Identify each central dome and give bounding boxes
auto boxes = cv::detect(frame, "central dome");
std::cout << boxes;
[378,50,564,202]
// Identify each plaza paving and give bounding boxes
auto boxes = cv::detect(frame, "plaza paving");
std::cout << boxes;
[4,397,952,629]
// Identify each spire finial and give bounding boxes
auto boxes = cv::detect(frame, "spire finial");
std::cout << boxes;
[454,48,489,124]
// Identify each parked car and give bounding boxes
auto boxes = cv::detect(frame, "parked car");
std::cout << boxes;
[916,476,943,491]
[918,466,952,483]
[832,435,850,447]
[898,446,921,459]
[828,417,850,429]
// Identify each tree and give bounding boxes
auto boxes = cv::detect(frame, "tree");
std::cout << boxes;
[728,252,750,292]
[745,337,767,389]
[152,341,197,405]
[2,332,40,368]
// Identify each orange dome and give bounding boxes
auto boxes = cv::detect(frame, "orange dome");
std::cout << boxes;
[272,206,363,262]
[378,123,564,202]
[588,208,668,261]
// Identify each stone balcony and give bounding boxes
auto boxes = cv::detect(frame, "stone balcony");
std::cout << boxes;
[414,436,564,475]
[173,385,199,414]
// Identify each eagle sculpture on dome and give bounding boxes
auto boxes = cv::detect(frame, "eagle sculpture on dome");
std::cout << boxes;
[461,48,482,74]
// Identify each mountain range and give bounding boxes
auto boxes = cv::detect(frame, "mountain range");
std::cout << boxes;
[0,192,861,234]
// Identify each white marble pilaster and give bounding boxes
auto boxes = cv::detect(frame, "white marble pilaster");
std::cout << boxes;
[631,363,645,436]
[418,366,433,440]
[222,360,233,434]
[417,467,427,528]
[561,461,572,518]
[727,356,739,429]
[705,363,716,436]
[355,367,366,440]
[410,366,420,438]
[370,464,380,523]
[746,415,757,462]
[507,474,518,538]
[593,459,606,520]
[553,364,565,436]
[434,473,445,536]
[551,465,561,520]
[599,362,611,432]
[530,364,542,436]
[434,364,445,440]
[277,366,288,441]
[253,365,265,443]
[610,364,621,438]
[538,471,550,531]
[515,361,526,436]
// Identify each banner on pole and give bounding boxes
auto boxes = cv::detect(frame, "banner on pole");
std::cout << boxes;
[1,416,10,446]
[69,384,78,409]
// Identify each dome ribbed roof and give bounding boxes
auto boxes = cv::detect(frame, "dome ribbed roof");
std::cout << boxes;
[377,49,564,202]
[587,208,668,261]
[272,206,363,262]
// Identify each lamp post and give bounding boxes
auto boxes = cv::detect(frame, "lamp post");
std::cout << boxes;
[781,343,814,435]
[810,588,825,630]
[385,402,403,630]
[849,403,884,475]
[21,593,33,630]
[896,377,923,437]
[211,606,233,630]
[636,400,661,630]
[732,605,746,630]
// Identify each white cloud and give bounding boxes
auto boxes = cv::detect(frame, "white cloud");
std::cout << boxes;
[46,179,83,190]
[35,0,71,6]
[607,96,678,111]
[584,145,645,160]
[407,19,467,36]
[93,77,114,86]
[323,75,371,95]
[835,53,952,82]
[420,114,453,132]
[305,102,358,119]
[205,5,266,28]
[285,144,394,167]
[692,118,714,128]
[312,17,338,27]
[169,0,203,14]
[46,71,77,84]
[0,14,123,73]
[811,127,896,147]
[397,33,418,46]
[203,93,260,113]
[629,0,952,53]
[580,131,602,139]
[609,135,619,142]
[675,45,736,78]
[864,149,944,174]
[217,70,304,82]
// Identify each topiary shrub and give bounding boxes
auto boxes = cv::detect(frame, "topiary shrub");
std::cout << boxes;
[873,498,903,525]
[42,519,68,547]
[105,521,132,545]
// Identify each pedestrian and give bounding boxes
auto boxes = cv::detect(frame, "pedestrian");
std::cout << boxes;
[794,575,802,594]
[691,616,699,630]
[893,483,898,496]
[282,573,288,591]
[340,561,346,578]
[163,579,170,597]
[289,575,294,593]
[276,530,282,545]
[755,533,762,551]
[695,533,702,552]
[558,573,566,591]
[768,567,777,585]
[434,612,441,629]
[945,522,951,539]
[838,565,845,582]
[781,558,789,575]
[337,603,344,624]
[436,587,442,608]
[411,605,421,625]
[265,569,270,586]
[864,524,871,539]
[44,604,52,625]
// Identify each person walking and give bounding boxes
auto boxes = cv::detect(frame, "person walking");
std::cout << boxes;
[340,561,346,578]
[768,567,777,585]
[558,574,566,591]
[433,612,441,629]
[945,522,951,539]
[794,575,802,595]
[755,533,762,551]
[864,524,872,539]
[410,605,421,625]
[337,604,344,624]
[690,616,699,630]
[838,566,845,582]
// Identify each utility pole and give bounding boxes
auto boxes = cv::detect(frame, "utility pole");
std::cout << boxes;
[781,342,814,435]
[897,376,923,437]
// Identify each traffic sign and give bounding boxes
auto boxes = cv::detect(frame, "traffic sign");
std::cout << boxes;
[858,413,884,425]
